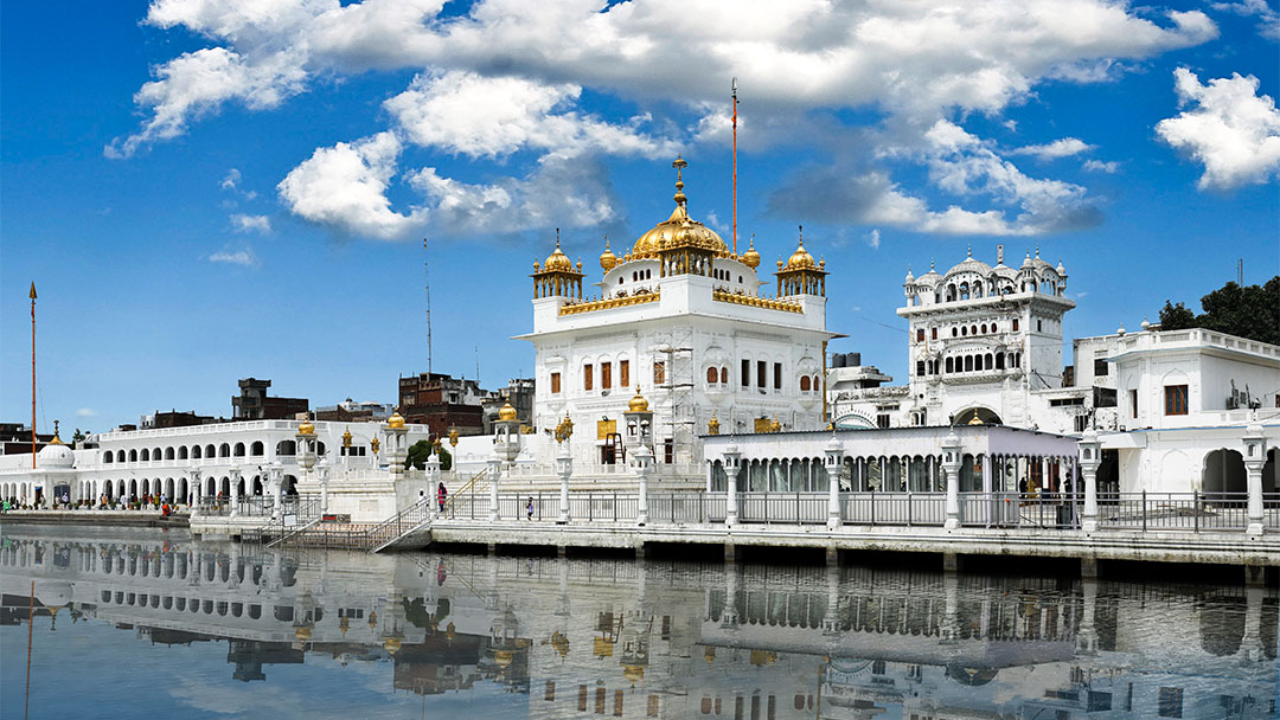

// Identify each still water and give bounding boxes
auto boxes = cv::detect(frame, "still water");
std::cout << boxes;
[1,525,1276,720]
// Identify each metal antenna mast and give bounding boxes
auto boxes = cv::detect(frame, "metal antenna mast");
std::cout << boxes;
[29,282,37,468]
[731,77,738,254]
[423,238,433,375]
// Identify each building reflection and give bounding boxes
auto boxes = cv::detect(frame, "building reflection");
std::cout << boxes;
[1,528,1276,718]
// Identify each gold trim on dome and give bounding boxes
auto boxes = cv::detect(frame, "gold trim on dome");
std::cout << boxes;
[628,157,731,260]
[298,420,316,436]
[599,237,618,271]
[712,289,802,314]
[535,229,582,277]
[742,234,760,269]
[779,225,821,273]
[559,291,660,315]
[387,411,406,429]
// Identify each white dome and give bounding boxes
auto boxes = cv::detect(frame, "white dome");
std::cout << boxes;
[38,442,75,469]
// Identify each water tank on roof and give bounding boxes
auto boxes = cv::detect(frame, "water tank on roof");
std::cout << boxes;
[831,354,846,368]
[847,353,862,367]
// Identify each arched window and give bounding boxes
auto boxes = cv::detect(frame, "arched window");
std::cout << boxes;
[964,356,973,372]
[985,354,993,370]
[970,325,977,335]
[141,448,150,462]
[103,451,113,464]
[251,441,264,456]
[800,376,811,392]
[952,327,958,337]
[707,367,719,384]
[961,326,967,336]
[996,353,1005,370]
[945,357,954,373]
[165,447,175,460]
[219,443,230,458]
[981,324,987,334]
[719,367,728,384]
[234,442,246,457]
[205,444,216,458]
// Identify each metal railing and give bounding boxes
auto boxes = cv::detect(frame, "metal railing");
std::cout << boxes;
[1266,493,1280,530]
[1094,491,1250,532]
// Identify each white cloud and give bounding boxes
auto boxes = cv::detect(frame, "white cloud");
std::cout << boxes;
[106,47,307,158]
[1083,159,1119,173]
[221,167,242,190]
[231,213,271,233]
[76,408,98,418]
[1009,137,1095,159]
[207,245,261,267]
[386,71,675,160]
[1155,68,1280,190]
[1211,0,1280,40]
[278,132,427,239]
[866,229,881,249]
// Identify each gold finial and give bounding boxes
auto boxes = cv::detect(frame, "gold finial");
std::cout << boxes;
[968,410,983,425]
[672,156,688,206]
[342,427,352,448]
[555,227,561,249]
[29,282,37,300]
[966,244,972,258]
[49,420,63,445]
[798,224,803,246]
[448,425,459,447]
[708,413,720,436]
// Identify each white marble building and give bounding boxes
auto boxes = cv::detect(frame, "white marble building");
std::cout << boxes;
[454,158,839,489]
[0,415,434,521]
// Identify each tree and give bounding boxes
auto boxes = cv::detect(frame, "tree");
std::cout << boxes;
[72,428,86,444]
[405,440,453,471]
[1158,276,1280,345]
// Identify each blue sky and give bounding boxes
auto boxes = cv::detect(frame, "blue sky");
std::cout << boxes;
[2,0,1278,433]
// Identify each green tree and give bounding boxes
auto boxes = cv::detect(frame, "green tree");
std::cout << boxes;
[72,428,86,443]
[1158,276,1280,345]
[405,440,453,471]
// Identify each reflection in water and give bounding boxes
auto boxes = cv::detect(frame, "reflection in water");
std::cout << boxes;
[0,526,1276,719]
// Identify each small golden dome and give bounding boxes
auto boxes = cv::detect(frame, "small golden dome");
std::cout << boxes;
[600,238,618,271]
[543,231,574,272]
[294,626,312,641]
[782,228,816,271]
[387,411,406,429]
[967,411,984,425]
[742,235,760,269]
[383,637,402,655]
[627,386,650,412]
[498,402,518,422]
[298,420,316,436]
[494,650,514,668]
[623,665,645,685]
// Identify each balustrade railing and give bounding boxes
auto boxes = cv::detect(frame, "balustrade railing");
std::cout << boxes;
[1265,493,1280,530]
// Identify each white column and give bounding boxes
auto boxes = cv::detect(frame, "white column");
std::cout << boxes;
[1244,418,1267,536]
[634,444,653,526]
[723,444,741,528]
[487,456,502,522]
[229,469,241,517]
[556,442,572,524]
[824,435,844,530]
[317,460,330,515]
[1079,430,1101,533]
[943,432,962,530]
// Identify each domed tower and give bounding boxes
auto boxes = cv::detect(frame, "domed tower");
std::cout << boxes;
[775,226,827,297]
[650,157,731,278]
[532,230,585,300]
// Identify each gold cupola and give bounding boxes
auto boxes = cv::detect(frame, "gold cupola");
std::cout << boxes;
[627,386,650,412]
[741,234,760,269]
[298,419,316,436]
[533,228,585,300]
[630,157,730,273]
[599,237,618,271]
[498,401,518,422]
[775,225,827,297]
[387,411,406,429]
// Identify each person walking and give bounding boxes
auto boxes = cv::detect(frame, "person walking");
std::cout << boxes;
[437,482,448,513]
[526,496,534,521]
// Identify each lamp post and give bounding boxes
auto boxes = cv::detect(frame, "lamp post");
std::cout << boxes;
[1078,428,1101,533]
[942,430,962,530]
[555,414,574,525]
[723,444,741,528]
[1243,415,1267,536]
[486,455,502,522]
[823,433,844,530]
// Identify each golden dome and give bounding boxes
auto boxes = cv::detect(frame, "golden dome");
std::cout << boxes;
[742,235,760,269]
[600,238,618,271]
[387,412,406,429]
[623,664,645,685]
[498,402,518,422]
[782,228,816,271]
[297,420,316,436]
[630,157,729,259]
[494,650,514,668]
[543,231,574,273]
[294,626,312,641]
[967,411,984,425]
[383,637,402,655]
[627,387,650,412]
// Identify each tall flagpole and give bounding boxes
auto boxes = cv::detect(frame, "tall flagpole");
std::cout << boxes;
[731,77,738,255]
[29,282,37,468]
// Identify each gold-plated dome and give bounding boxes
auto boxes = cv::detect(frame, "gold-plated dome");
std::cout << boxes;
[967,410,984,425]
[294,626,312,641]
[298,420,316,436]
[630,157,729,259]
[498,402,518,422]
[387,412,406,429]
[627,387,650,412]
[623,664,645,685]
[494,650,514,668]
[544,239,573,273]
[742,235,760,269]
[383,637,402,655]
[782,227,816,271]
[600,238,618,271]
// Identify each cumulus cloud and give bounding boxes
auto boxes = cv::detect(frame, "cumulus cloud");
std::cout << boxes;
[112,0,1221,238]
[1083,159,1119,173]
[1155,68,1280,190]
[866,228,881,249]
[76,408,98,418]
[1211,0,1280,40]
[231,213,271,233]
[1009,138,1095,159]
[207,245,261,267]
[278,132,427,239]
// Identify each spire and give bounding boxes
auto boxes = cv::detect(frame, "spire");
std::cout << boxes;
[966,244,972,258]
[672,156,688,207]
[798,224,804,247]
[29,282,37,300]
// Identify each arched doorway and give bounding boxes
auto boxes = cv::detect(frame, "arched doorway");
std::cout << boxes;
[1203,449,1246,495]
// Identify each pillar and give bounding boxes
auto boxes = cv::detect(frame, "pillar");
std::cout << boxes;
[824,434,844,530]
[1243,418,1267,536]
[229,469,241,517]
[633,444,653,526]
[1079,429,1101,533]
[556,442,572,524]
[487,456,502,522]
[942,431,962,530]
[723,444,741,527]
[316,460,330,515]
[189,471,201,515]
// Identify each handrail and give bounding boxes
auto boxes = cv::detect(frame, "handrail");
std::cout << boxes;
[363,495,432,542]
[442,467,489,515]
[265,517,322,548]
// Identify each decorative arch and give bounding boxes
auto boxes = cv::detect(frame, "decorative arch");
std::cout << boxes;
[952,406,1002,426]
